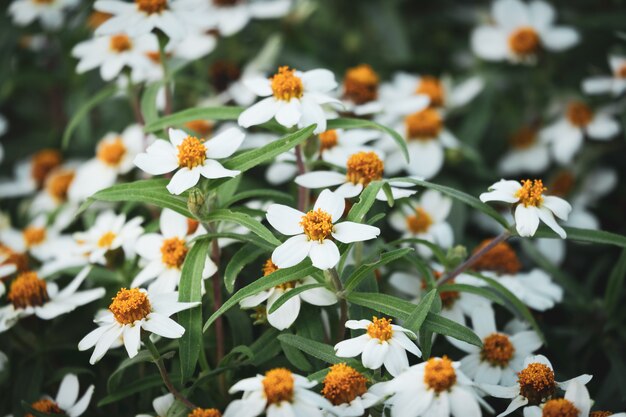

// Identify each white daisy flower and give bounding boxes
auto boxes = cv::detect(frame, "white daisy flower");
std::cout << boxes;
[480,355,592,417]
[239,259,337,330]
[265,189,380,270]
[316,129,381,163]
[540,101,620,165]
[339,64,384,116]
[582,55,626,96]
[371,356,483,417]
[388,190,454,257]
[266,150,298,185]
[166,28,217,61]
[320,363,380,417]
[238,66,342,134]
[8,0,79,30]
[78,287,200,364]
[29,164,79,215]
[0,213,73,262]
[480,179,572,238]
[134,127,244,195]
[223,367,332,417]
[498,126,551,175]
[0,267,105,333]
[471,0,579,64]
[0,148,62,199]
[523,380,591,417]
[334,316,420,376]
[23,373,94,417]
[131,209,216,293]
[136,393,174,417]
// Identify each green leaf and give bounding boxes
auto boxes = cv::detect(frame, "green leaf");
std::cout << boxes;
[347,181,383,223]
[189,232,275,251]
[268,283,326,314]
[224,244,267,293]
[327,118,409,162]
[221,189,294,208]
[141,82,163,126]
[202,209,280,245]
[382,182,395,207]
[107,350,153,393]
[144,106,243,132]
[98,374,176,406]
[404,288,437,334]
[178,238,210,382]
[343,247,414,295]
[532,226,626,248]
[605,248,626,313]
[62,85,117,148]
[280,340,313,371]
[277,334,349,365]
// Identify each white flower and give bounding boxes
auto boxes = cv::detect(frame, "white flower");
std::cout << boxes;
[316,129,381,163]
[371,356,483,417]
[320,363,381,417]
[496,269,563,311]
[223,368,332,417]
[388,190,454,257]
[266,189,380,270]
[471,0,579,63]
[334,317,420,376]
[480,179,572,238]
[136,393,174,417]
[498,126,550,175]
[9,0,79,30]
[30,163,80,215]
[23,373,94,417]
[238,66,342,134]
[134,127,244,195]
[78,287,199,364]
[480,355,592,417]
[339,64,384,117]
[523,380,591,417]
[0,267,105,333]
[69,125,146,201]
[0,148,63,199]
[0,214,72,262]
[166,29,217,61]
[582,55,626,96]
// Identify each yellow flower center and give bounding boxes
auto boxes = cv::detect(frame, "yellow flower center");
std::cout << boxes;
[424,356,457,394]
[319,130,339,151]
[98,231,117,248]
[23,226,47,248]
[406,207,433,234]
[135,0,167,14]
[481,333,515,367]
[263,258,279,276]
[185,120,214,137]
[109,34,132,53]
[346,151,384,186]
[0,244,29,273]
[160,237,188,269]
[343,64,379,105]
[542,399,580,417]
[87,11,112,30]
[109,288,152,325]
[416,76,445,108]
[46,169,74,202]
[471,239,522,275]
[518,362,556,405]
[177,136,207,169]
[187,218,200,235]
[508,27,541,55]
[300,208,334,242]
[271,66,304,101]
[26,399,62,417]
[188,408,222,417]
[510,126,538,149]
[31,149,62,187]
[616,65,626,78]
[566,101,593,127]
[322,363,368,405]
[366,316,393,342]
[405,109,442,140]
[515,179,546,207]
[97,137,127,166]
[262,368,294,405]
[591,412,614,417]
[8,271,49,309]
[548,170,575,198]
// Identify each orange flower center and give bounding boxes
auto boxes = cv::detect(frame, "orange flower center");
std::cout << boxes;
[566,101,593,127]
[471,239,522,275]
[319,130,339,151]
[187,218,200,235]
[185,120,214,137]
[46,169,75,202]
[343,64,379,105]
[31,149,62,187]
[424,356,456,393]
[26,399,62,417]
[87,11,112,29]
[160,237,188,269]
[110,34,132,53]
[0,245,29,272]
[518,362,556,405]
[542,399,579,417]
[406,207,433,234]
[135,0,167,14]
[616,65,626,78]
[366,316,393,342]
[8,271,49,309]
[515,179,546,207]
[97,137,127,166]
[508,27,541,55]
[346,151,384,186]
[416,76,445,107]
[109,288,152,325]
[177,136,207,169]
[423,271,460,308]
[481,333,515,367]
[262,368,294,405]
[188,408,222,417]
[271,66,303,101]
[98,231,117,248]
[322,363,368,405]
[548,170,575,198]
[591,412,614,417]
[300,208,333,242]
[510,126,538,149]
[263,258,279,276]
[23,226,47,248]
[405,109,442,140]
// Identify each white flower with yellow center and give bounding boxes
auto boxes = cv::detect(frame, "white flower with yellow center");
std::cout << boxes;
[30,163,79,215]
[69,125,146,201]
[321,363,380,417]
[0,148,63,199]
[266,189,380,270]
[371,356,482,417]
[238,66,342,134]
[540,101,620,165]
[498,126,550,175]
[131,209,216,293]
[8,0,79,30]
[136,393,174,417]
[582,55,626,97]
[79,287,200,363]
[239,259,337,330]
[316,129,381,162]
[480,179,571,238]
[471,0,579,64]
[22,373,94,417]
[334,316,420,376]
[223,368,332,417]
[134,127,244,195]
[523,380,591,417]
[339,64,384,116]
[0,214,72,262]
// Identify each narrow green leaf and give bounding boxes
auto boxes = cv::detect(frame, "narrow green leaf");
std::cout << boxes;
[327,118,409,162]
[62,85,117,148]
[144,106,243,132]
[141,82,163,126]
[189,232,275,251]
[224,244,267,293]
[202,209,280,245]
[280,340,313,372]
[107,350,153,393]
[277,334,348,365]
[221,189,294,208]
[532,226,626,248]
[347,181,383,223]
[382,182,395,207]
[605,248,626,313]
[404,288,437,334]
[268,283,326,314]
[343,248,414,295]
[98,374,177,406]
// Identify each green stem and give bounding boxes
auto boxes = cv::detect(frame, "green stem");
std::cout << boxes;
[326,268,348,343]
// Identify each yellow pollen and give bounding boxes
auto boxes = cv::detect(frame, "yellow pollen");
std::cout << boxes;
[366,316,393,342]
[471,239,522,275]
[87,11,112,29]
[188,408,222,417]
[515,179,546,207]
[319,130,339,151]
[343,64,379,105]
[416,76,445,107]
[187,218,200,235]
[26,399,62,417]
[135,0,167,14]
[406,207,433,234]
[263,258,279,276]
[109,34,132,53]
[185,120,214,137]
[405,109,443,140]
[177,136,207,169]
[98,231,117,248]
[271,66,304,101]
[566,101,593,127]
[160,237,188,269]
[346,151,384,186]
[424,356,457,394]
[542,399,580,417]
[31,149,62,187]
[46,169,74,202]
[109,288,152,325]
[517,362,556,405]
[508,27,541,55]
[97,137,127,166]
[321,363,368,405]
[23,226,46,248]
[300,208,334,242]
[549,170,575,198]
[481,333,515,367]
[262,368,294,405]
[591,412,614,417]
[8,271,49,309]
[510,126,538,149]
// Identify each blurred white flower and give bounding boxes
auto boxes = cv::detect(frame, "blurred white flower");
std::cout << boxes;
[339,64,384,117]
[582,55,626,96]
[0,149,62,199]
[523,380,591,417]
[498,126,550,175]
[136,393,174,417]
[9,0,79,30]
[0,213,73,262]
[23,373,94,417]
[320,363,381,417]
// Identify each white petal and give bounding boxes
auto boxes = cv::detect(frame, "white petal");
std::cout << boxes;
[587,115,620,139]
[308,240,340,270]
[471,26,508,61]
[540,27,580,51]
[205,127,245,159]
[199,159,240,179]
[536,206,566,238]
[238,97,280,128]
[493,0,529,28]
[332,221,380,243]
[272,235,312,268]
[267,290,300,330]
[143,313,185,338]
[275,100,302,128]
[542,196,572,220]
[361,339,389,370]
[449,387,481,417]
[123,324,142,358]
[166,168,200,195]
[266,204,305,236]
[334,334,369,357]
[56,374,79,411]
[514,205,540,237]
[313,189,344,222]
[295,171,347,189]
